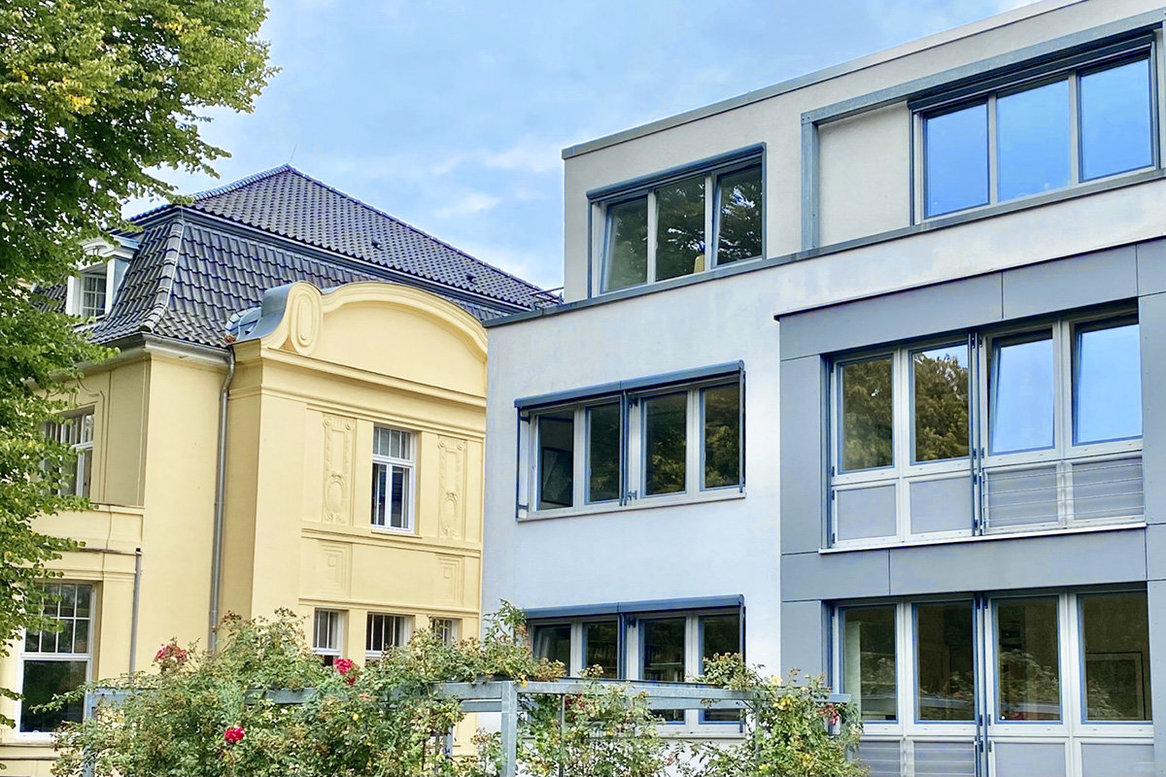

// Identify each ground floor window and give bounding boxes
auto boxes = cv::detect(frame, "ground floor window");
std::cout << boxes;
[19,583,94,734]
[312,609,344,666]
[529,603,742,728]
[366,613,410,660]
[835,588,1153,777]
[430,617,459,646]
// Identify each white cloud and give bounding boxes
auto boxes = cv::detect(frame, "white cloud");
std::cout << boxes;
[434,191,501,219]
[478,140,563,174]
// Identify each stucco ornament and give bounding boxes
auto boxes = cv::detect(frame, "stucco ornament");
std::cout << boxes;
[288,284,322,355]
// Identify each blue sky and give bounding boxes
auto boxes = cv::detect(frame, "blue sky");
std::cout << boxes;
[129,0,1030,289]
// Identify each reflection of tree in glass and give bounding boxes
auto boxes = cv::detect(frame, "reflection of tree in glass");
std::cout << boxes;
[998,649,1060,720]
[716,168,762,265]
[588,405,621,502]
[655,177,706,281]
[606,199,648,291]
[645,395,687,494]
[842,358,893,470]
[914,351,969,461]
[703,386,739,488]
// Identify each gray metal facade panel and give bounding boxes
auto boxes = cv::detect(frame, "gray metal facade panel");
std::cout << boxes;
[779,600,828,676]
[778,272,1003,361]
[887,528,1147,596]
[778,355,826,554]
[1078,742,1156,777]
[1001,246,1138,319]
[1140,292,1166,525]
[1145,524,1166,582]
[1147,580,1166,771]
[781,549,891,602]
[1137,239,1166,295]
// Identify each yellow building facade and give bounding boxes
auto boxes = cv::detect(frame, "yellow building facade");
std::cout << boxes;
[0,166,550,774]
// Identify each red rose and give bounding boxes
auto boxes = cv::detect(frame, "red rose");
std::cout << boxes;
[224,726,245,744]
[334,658,355,676]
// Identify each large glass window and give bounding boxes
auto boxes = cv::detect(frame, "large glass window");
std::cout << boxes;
[990,334,1055,455]
[586,403,621,503]
[643,393,687,495]
[1081,592,1152,721]
[602,198,648,292]
[533,624,572,669]
[312,609,343,667]
[702,384,740,488]
[372,427,414,531]
[924,103,990,217]
[842,607,897,722]
[913,344,970,463]
[598,158,762,293]
[916,602,974,721]
[700,614,742,722]
[366,613,409,659]
[537,412,574,510]
[79,269,108,318]
[996,598,1060,722]
[920,50,1155,219]
[1074,320,1142,444]
[583,620,619,679]
[19,583,93,734]
[839,356,894,472]
[1080,58,1154,181]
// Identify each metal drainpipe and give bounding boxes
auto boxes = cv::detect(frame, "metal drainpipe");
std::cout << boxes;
[208,347,236,650]
[128,547,142,672]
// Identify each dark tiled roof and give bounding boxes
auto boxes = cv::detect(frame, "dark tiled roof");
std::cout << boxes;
[89,167,557,348]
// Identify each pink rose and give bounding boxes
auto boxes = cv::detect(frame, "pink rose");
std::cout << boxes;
[224,726,245,744]
[334,658,355,676]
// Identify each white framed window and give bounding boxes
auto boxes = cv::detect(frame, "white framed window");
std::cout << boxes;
[365,613,410,659]
[430,617,458,646]
[66,262,115,319]
[594,154,763,294]
[915,40,1156,220]
[522,372,742,518]
[828,310,1142,547]
[44,408,95,499]
[372,427,415,532]
[17,583,94,736]
[312,609,344,666]
[530,607,742,728]
[834,589,1152,775]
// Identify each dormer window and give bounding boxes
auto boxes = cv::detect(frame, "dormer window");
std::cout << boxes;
[78,268,108,319]
[68,236,135,319]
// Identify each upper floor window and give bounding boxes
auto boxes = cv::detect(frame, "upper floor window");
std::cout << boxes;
[519,366,743,518]
[19,583,93,735]
[372,427,414,532]
[597,153,762,293]
[44,408,94,499]
[67,262,115,319]
[920,44,1155,219]
[829,311,1142,546]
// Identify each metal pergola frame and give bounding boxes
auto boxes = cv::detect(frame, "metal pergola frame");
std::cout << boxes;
[82,680,849,777]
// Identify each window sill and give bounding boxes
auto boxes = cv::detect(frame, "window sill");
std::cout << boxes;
[370,525,416,537]
[520,488,745,522]
[820,520,1145,554]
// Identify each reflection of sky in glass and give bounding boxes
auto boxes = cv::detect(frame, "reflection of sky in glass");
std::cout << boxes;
[1076,323,1141,443]
[991,337,1054,454]
[925,102,989,217]
[997,80,1069,201]
[1080,59,1152,181]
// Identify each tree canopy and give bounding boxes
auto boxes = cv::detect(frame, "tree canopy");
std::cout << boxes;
[0,0,274,721]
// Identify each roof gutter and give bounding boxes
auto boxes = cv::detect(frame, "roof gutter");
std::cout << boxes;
[208,346,235,650]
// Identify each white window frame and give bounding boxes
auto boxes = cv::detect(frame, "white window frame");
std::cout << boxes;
[45,408,95,499]
[371,427,416,533]
[833,589,1153,775]
[312,609,344,664]
[16,583,95,740]
[827,310,1142,549]
[365,612,411,660]
[592,155,764,296]
[912,39,1159,222]
[65,261,116,319]
[430,617,458,646]
[522,376,743,520]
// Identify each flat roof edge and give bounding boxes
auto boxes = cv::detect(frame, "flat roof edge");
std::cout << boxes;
[561,0,1083,160]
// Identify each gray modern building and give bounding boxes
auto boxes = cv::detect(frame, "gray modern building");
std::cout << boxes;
[481,2,1166,775]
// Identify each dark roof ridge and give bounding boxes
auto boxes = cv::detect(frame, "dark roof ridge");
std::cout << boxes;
[188,164,296,201]
[173,208,533,313]
[226,165,548,298]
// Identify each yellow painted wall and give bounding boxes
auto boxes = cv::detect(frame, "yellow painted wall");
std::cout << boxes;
[1,281,489,771]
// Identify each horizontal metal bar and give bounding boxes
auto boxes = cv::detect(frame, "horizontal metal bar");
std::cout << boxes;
[524,594,744,621]
[586,146,763,202]
[515,363,743,412]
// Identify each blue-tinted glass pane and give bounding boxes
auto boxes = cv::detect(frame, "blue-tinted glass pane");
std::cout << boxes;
[1075,323,1141,444]
[925,102,989,217]
[997,80,1070,201]
[1080,58,1153,181]
[990,335,1055,454]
